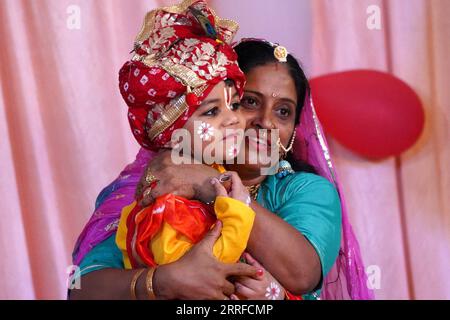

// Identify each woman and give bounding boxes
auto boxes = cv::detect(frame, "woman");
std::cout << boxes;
[70,1,372,300]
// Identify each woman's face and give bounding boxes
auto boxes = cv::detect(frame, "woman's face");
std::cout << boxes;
[239,63,297,168]
[182,81,246,163]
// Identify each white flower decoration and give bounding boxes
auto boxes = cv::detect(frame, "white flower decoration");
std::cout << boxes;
[197,122,214,141]
[265,282,281,300]
[228,145,238,158]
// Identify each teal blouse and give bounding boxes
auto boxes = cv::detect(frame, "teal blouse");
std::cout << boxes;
[79,172,342,299]
[256,172,342,299]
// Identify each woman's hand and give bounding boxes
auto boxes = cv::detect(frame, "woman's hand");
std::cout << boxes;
[231,253,285,301]
[137,150,219,207]
[70,222,258,300]
[212,171,251,206]
[153,221,259,300]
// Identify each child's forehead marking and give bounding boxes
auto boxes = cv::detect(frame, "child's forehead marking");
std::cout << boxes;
[224,87,232,110]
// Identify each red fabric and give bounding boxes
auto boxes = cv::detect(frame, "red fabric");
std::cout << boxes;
[285,290,303,300]
[135,203,164,267]
[126,194,216,268]
[125,203,143,267]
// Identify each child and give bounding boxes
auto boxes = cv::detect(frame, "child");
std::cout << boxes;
[115,0,256,284]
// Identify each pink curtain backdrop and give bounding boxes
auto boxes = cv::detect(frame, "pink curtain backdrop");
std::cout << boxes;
[0,0,448,299]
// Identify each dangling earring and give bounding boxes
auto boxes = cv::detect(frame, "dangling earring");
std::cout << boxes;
[276,131,296,179]
[277,130,296,159]
[276,159,294,178]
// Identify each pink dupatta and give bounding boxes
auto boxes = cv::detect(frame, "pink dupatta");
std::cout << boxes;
[294,93,374,299]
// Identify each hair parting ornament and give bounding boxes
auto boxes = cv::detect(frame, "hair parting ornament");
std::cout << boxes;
[273,46,288,63]
[234,37,289,63]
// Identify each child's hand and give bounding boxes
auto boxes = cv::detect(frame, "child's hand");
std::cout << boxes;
[231,253,285,300]
[211,171,251,206]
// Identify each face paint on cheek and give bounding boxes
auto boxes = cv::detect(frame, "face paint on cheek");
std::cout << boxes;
[227,144,238,158]
[197,121,215,141]
[265,282,281,300]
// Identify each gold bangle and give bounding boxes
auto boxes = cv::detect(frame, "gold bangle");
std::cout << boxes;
[130,268,146,300]
[145,268,157,300]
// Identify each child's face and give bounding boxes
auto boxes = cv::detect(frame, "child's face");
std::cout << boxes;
[181,81,246,163]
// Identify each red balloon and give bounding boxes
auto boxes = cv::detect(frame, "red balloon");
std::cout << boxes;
[310,70,425,159]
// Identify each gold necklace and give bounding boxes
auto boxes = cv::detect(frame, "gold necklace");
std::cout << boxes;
[247,184,261,200]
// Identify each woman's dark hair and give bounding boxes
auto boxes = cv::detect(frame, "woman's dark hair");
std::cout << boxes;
[234,40,316,174]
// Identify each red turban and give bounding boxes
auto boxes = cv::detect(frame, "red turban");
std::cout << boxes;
[118,0,246,151]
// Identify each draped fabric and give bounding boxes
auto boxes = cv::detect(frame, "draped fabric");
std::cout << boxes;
[0,0,448,299]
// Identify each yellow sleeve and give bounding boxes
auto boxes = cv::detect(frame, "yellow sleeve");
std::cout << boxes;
[115,200,194,267]
[115,201,136,269]
[212,196,255,263]
[151,222,193,265]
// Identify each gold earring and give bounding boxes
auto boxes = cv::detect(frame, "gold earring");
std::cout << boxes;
[277,130,296,159]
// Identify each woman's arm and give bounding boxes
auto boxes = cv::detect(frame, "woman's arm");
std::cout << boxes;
[70,222,258,300]
[70,207,315,299]
[137,150,219,207]
[140,154,323,295]
[247,201,321,295]
[70,268,147,300]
